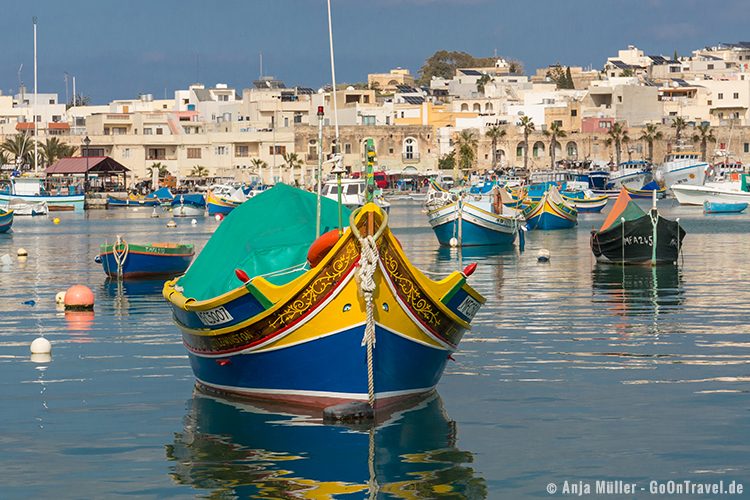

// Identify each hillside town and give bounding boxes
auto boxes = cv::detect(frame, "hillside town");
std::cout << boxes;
[2,42,750,186]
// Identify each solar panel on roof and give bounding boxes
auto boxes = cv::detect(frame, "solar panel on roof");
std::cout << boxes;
[458,69,482,76]
[402,96,424,105]
[296,87,315,94]
[396,85,419,93]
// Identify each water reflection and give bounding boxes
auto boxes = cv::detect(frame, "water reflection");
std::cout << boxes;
[166,391,486,499]
[102,278,166,316]
[436,244,517,263]
[592,264,684,317]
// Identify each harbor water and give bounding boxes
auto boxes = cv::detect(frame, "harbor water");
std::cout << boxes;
[1,199,748,498]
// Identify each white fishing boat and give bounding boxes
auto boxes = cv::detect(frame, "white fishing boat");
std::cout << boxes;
[606,161,653,190]
[322,178,391,212]
[654,151,707,189]
[0,177,85,212]
[671,175,750,205]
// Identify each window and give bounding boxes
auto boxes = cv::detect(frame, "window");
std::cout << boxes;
[269,145,286,155]
[284,117,289,127]
[215,146,227,155]
[734,92,739,99]
[617,96,623,103]
[553,120,563,127]
[708,100,712,105]
[49,99,55,104]
[235,145,249,157]
[294,113,302,124]
[744,143,749,153]
[187,148,201,159]
[156,128,163,135]
[707,64,714,70]
[570,109,577,117]
[148,148,166,160]
[362,116,376,126]
[718,93,724,99]
[123,148,130,159]
[344,143,352,154]
[144,128,153,135]
[403,137,418,160]
[52,115,61,122]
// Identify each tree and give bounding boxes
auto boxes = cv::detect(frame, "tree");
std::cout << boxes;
[146,162,170,179]
[0,133,34,169]
[476,74,491,94]
[565,66,574,89]
[453,129,478,181]
[639,123,663,162]
[417,50,522,86]
[671,116,688,144]
[692,122,717,161]
[250,158,268,183]
[485,125,506,170]
[518,115,535,170]
[547,65,573,89]
[543,122,566,169]
[189,165,209,177]
[438,151,455,171]
[605,122,630,166]
[282,152,303,185]
[68,93,91,108]
[621,68,635,77]
[39,137,77,167]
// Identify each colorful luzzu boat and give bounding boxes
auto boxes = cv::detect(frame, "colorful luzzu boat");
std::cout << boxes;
[561,191,609,213]
[163,184,485,408]
[96,237,195,279]
[522,185,577,230]
[0,208,13,233]
[206,185,246,215]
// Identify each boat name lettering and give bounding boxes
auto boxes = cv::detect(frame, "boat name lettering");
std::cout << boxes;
[457,295,481,321]
[144,246,167,254]
[196,306,234,326]
[623,235,653,247]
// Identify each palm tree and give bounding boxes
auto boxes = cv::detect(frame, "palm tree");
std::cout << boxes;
[146,162,170,179]
[453,129,478,183]
[282,152,303,185]
[485,125,506,171]
[692,122,717,161]
[518,116,535,170]
[39,137,77,167]
[476,74,491,94]
[639,123,663,162]
[543,122,566,169]
[0,133,34,169]
[250,158,268,184]
[605,122,630,167]
[671,116,688,145]
[189,165,209,177]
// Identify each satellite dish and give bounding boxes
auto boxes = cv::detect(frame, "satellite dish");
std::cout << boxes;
[517,111,525,116]
[317,88,324,94]
[346,85,355,91]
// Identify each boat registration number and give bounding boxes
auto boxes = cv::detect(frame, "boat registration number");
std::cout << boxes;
[456,296,481,320]
[196,306,234,326]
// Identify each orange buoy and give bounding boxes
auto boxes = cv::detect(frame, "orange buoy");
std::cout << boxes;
[64,284,95,311]
[307,229,340,267]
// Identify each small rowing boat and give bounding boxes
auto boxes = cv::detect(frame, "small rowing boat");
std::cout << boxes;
[95,237,195,279]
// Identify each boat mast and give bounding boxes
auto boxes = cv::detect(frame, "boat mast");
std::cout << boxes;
[33,16,38,174]
[326,0,344,233]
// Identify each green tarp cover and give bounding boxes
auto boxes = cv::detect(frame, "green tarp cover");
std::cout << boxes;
[178,183,350,301]
[600,197,647,232]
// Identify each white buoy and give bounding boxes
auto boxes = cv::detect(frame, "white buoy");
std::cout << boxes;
[214,214,222,222]
[537,248,550,262]
[449,237,458,247]
[166,220,177,228]
[17,248,28,257]
[30,337,51,354]
[191,219,197,225]
[55,291,66,304]
[30,353,51,364]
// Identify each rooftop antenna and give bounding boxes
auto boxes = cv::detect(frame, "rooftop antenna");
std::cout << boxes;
[33,16,38,174]
[259,51,263,79]
[17,64,24,94]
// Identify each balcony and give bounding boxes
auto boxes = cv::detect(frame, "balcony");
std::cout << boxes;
[402,152,421,163]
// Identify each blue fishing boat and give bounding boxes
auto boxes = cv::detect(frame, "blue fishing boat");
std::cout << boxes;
[95,237,195,279]
[625,181,667,199]
[0,177,84,211]
[0,208,13,233]
[107,195,161,208]
[561,190,609,213]
[427,183,523,247]
[522,185,577,230]
[162,184,485,407]
[171,193,206,217]
[207,184,246,215]
[703,201,748,214]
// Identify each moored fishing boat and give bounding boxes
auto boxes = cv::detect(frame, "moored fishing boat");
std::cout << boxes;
[162,184,485,407]
[561,190,609,213]
[624,182,667,199]
[5,198,48,216]
[426,182,524,247]
[590,188,686,265]
[0,177,84,211]
[107,194,161,208]
[0,208,13,233]
[206,184,246,215]
[95,237,195,279]
[522,185,577,230]
[703,201,748,214]
[172,194,206,217]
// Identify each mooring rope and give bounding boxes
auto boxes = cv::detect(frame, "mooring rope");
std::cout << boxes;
[349,208,389,409]
[367,426,379,499]
[112,235,129,279]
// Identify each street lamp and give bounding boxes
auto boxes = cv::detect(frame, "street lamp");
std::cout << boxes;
[83,135,91,193]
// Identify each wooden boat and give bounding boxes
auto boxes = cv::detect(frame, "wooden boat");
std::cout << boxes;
[561,190,609,213]
[0,208,13,233]
[590,188,686,265]
[0,177,84,211]
[162,184,485,407]
[171,193,206,217]
[95,237,195,279]
[206,184,247,215]
[703,201,748,214]
[522,185,577,230]
[426,182,524,247]
[624,184,667,199]
[107,195,160,208]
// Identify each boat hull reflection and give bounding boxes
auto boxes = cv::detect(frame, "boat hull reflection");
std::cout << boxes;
[166,388,486,498]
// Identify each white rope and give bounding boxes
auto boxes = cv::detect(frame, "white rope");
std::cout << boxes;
[112,235,129,279]
[258,262,309,279]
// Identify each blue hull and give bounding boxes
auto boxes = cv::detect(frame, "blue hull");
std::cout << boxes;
[432,218,516,246]
[0,211,12,233]
[100,251,193,278]
[107,196,160,208]
[188,324,450,400]
[526,211,576,230]
[704,201,748,214]
[207,202,235,215]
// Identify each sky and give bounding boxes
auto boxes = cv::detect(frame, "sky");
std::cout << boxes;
[1,0,748,104]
